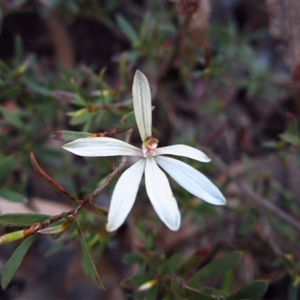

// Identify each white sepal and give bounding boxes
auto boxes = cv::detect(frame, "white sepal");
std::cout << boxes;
[155,156,226,205]
[156,145,211,162]
[106,159,145,232]
[63,137,143,157]
[145,157,180,231]
[132,70,152,141]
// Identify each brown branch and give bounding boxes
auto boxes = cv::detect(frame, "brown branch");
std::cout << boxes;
[30,152,77,202]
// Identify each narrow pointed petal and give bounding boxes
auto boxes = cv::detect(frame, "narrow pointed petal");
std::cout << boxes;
[63,137,143,157]
[106,159,145,232]
[145,157,181,231]
[155,156,226,205]
[132,70,152,141]
[156,145,211,162]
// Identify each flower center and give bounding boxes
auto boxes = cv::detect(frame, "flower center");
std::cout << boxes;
[142,136,159,158]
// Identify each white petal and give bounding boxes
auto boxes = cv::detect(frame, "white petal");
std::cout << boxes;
[156,145,211,162]
[132,70,152,141]
[63,137,143,157]
[106,159,145,232]
[145,157,180,231]
[155,156,226,205]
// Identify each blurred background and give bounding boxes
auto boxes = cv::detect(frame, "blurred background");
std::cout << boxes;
[0,0,300,299]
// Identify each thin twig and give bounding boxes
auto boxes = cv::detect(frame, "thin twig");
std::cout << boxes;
[30,152,77,202]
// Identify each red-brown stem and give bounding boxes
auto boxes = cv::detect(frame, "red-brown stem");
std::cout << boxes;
[30,152,77,202]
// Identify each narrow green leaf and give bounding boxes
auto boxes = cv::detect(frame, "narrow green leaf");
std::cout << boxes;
[0,87,21,99]
[0,58,9,72]
[52,90,77,103]
[67,108,93,126]
[67,108,86,118]
[0,189,27,203]
[144,283,158,300]
[190,251,242,284]
[70,78,89,105]
[122,253,143,265]
[116,110,136,132]
[51,130,91,142]
[0,230,25,245]
[116,15,139,44]
[184,285,216,300]
[222,269,234,293]
[116,107,154,133]
[1,235,35,289]
[178,246,211,276]
[279,133,300,147]
[0,213,51,227]
[129,273,155,288]
[171,279,186,298]
[0,156,18,182]
[77,219,105,289]
[15,55,33,77]
[225,280,268,300]
[21,78,52,96]
[38,220,72,235]
[0,105,23,129]
[160,253,183,275]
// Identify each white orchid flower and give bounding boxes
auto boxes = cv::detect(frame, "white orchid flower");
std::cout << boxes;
[63,70,226,232]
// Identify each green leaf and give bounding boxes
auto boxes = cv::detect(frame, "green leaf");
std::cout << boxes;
[261,141,278,149]
[190,251,242,284]
[116,107,154,133]
[0,105,23,129]
[52,90,77,103]
[144,284,158,300]
[129,273,155,288]
[123,253,143,265]
[171,279,186,298]
[116,15,139,45]
[21,78,52,96]
[0,58,9,72]
[1,235,35,289]
[0,213,51,227]
[116,110,136,132]
[279,133,300,147]
[222,269,234,293]
[160,253,183,275]
[38,220,73,235]
[184,285,217,300]
[0,229,25,245]
[0,87,21,99]
[225,280,268,300]
[77,219,105,289]
[67,107,88,118]
[70,78,89,105]
[178,246,211,276]
[0,189,27,203]
[51,130,91,142]
[0,156,18,182]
